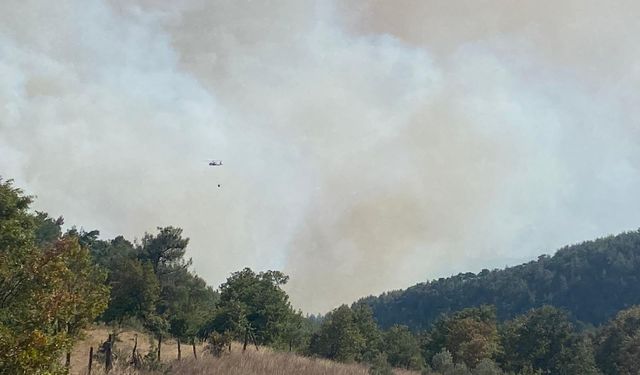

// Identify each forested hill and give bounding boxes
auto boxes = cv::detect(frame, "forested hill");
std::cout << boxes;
[358,230,640,331]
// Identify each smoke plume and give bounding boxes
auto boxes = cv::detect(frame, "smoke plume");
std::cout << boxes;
[1,0,640,313]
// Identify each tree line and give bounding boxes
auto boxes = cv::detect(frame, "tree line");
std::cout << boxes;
[312,302,640,374]
[0,177,310,373]
[359,229,640,331]
[1,177,640,374]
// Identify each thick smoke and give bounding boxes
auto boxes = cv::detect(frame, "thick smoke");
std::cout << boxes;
[1,0,640,313]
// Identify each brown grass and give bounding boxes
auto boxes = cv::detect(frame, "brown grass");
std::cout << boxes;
[69,325,202,374]
[70,326,419,375]
[163,351,372,375]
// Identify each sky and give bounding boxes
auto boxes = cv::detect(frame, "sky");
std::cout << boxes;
[1,0,640,313]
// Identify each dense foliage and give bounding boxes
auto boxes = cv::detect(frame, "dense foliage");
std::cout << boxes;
[199,268,298,351]
[0,179,109,374]
[359,231,640,331]
[498,306,599,375]
[594,306,640,375]
[422,306,500,368]
[308,304,382,363]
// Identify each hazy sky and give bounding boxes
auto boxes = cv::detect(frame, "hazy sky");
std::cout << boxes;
[2,0,640,313]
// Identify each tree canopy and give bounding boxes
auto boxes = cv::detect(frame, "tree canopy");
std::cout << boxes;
[0,179,109,374]
[202,268,294,350]
[360,230,640,331]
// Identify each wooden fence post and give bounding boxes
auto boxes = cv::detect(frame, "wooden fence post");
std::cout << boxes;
[88,346,93,375]
[105,334,113,373]
[177,337,181,360]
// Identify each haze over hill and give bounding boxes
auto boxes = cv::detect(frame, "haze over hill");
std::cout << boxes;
[2,0,640,313]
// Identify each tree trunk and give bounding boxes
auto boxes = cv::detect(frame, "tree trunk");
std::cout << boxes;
[157,335,162,361]
[88,346,93,375]
[243,328,249,352]
[192,337,198,359]
[132,334,137,354]
[131,334,141,369]
[105,335,113,373]
[64,322,72,368]
[251,331,259,352]
[177,337,181,360]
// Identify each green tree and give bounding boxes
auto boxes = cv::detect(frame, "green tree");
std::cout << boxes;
[56,235,110,367]
[617,333,640,375]
[0,194,70,374]
[33,211,63,246]
[353,304,384,361]
[199,299,248,347]
[0,178,109,374]
[137,226,203,358]
[213,268,294,349]
[139,226,191,274]
[369,352,393,375]
[0,179,67,374]
[595,305,640,375]
[276,309,308,352]
[144,313,169,361]
[102,257,159,323]
[425,306,500,368]
[166,271,218,359]
[450,363,472,375]
[431,348,454,374]
[472,358,503,375]
[85,234,136,270]
[309,305,366,362]
[500,306,598,375]
[382,325,425,370]
[309,304,384,363]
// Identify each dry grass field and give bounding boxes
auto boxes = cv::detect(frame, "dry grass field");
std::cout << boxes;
[70,326,419,375]
[69,325,196,371]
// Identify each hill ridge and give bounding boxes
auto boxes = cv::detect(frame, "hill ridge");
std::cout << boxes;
[357,229,640,330]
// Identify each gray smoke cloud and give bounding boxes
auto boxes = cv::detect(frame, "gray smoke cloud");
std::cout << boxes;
[1,0,640,313]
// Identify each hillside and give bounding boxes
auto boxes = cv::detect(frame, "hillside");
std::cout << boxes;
[70,327,418,375]
[359,230,640,331]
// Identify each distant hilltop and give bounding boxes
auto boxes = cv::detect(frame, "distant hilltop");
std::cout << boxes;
[358,229,640,330]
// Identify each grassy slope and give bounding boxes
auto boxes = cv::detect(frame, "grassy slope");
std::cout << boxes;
[71,326,418,375]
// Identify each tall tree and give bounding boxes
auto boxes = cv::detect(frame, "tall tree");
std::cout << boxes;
[276,309,308,352]
[85,234,136,270]
[214,268,294,348]
[424,306,500,368]
[0,179,67,374]
[382,325,425,370]
[137,226,194,355]
[33,211,63,246]
[102,257,159,323]
[54,235,110,367]
[352,304,383,362]
[308,305,366,362]
[0,178,109,374]
[499,306,599,375]
[166,272,218,359]
[139,226,191,274]
[595,305,640,375]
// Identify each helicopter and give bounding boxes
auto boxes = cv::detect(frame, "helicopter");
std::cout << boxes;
[207,160,223,187]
